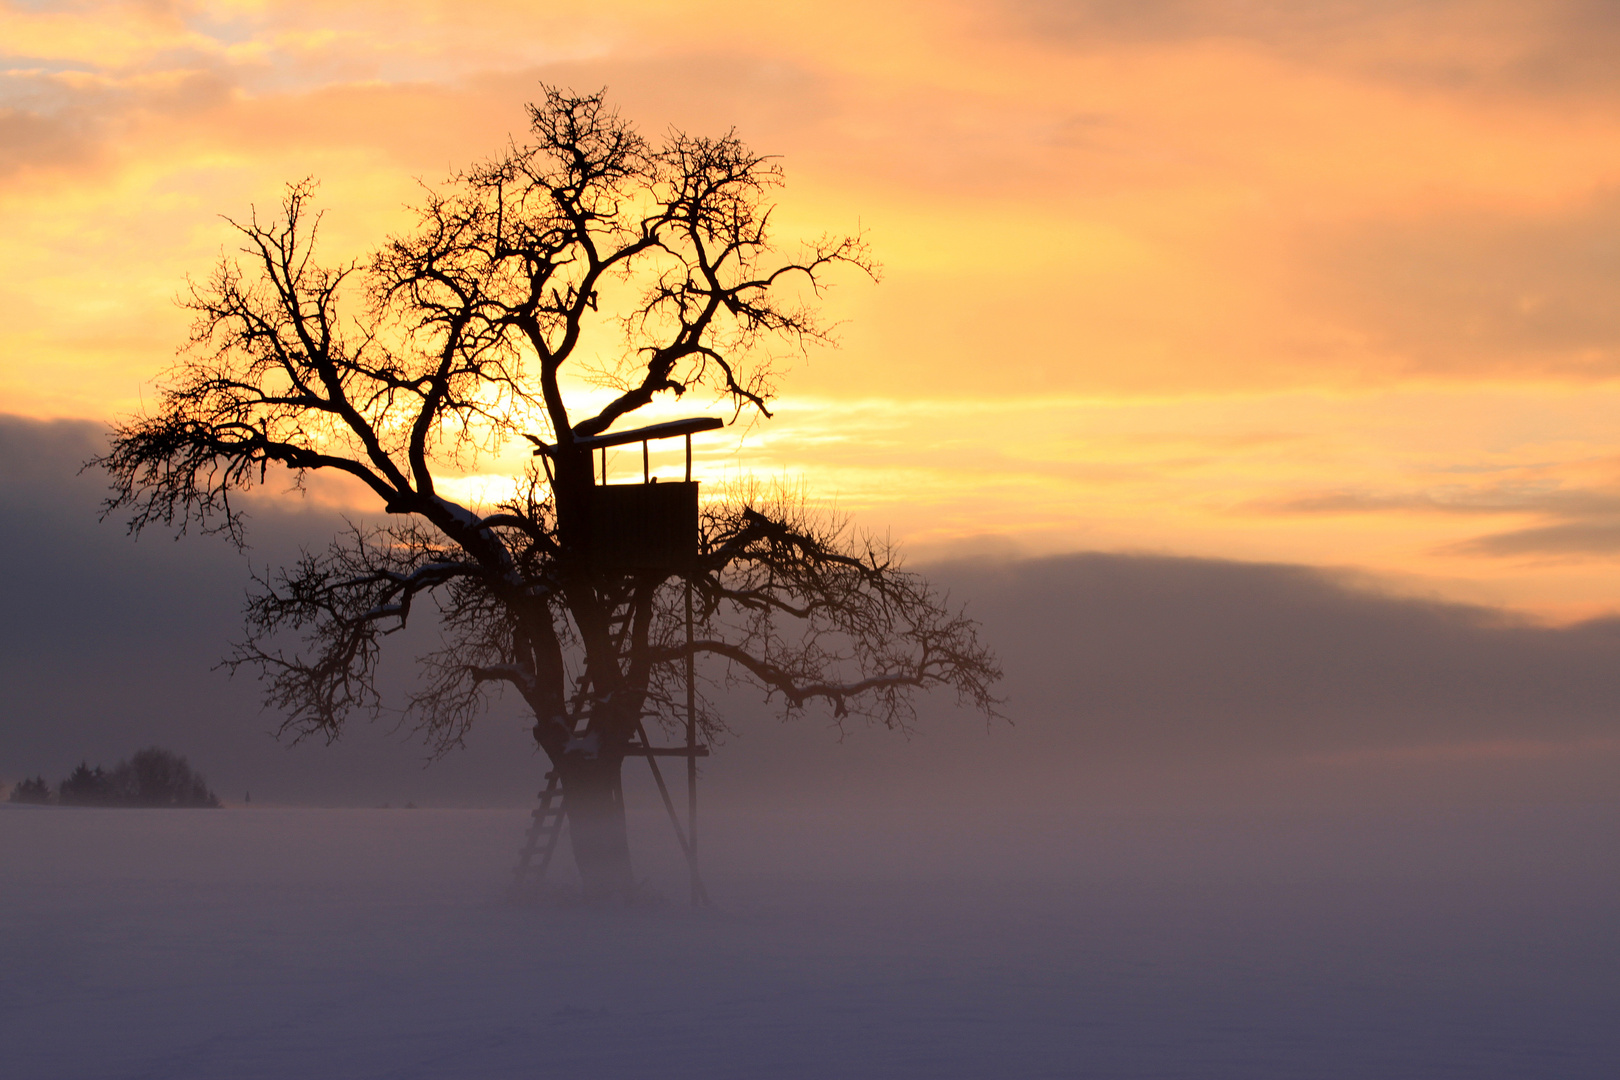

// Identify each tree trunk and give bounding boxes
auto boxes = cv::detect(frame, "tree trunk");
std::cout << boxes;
[558,755,635,901]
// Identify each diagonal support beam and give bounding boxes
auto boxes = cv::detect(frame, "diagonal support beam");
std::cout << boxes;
[635,719,712,907]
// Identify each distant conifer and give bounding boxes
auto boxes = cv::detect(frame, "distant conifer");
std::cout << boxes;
[8,775,53,804]
[58,762,113,806]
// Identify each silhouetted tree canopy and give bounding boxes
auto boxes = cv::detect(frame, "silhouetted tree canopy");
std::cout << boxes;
[110,747,223,808]
[98,87,1000,898]
[10,750,220,808]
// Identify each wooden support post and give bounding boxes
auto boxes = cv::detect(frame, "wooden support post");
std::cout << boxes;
[685,576,698,906]
[683,428,699,905]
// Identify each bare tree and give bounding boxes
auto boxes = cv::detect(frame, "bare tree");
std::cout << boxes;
[99,88,1001,900]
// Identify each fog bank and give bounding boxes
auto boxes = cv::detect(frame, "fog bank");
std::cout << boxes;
[4,413,1619,812]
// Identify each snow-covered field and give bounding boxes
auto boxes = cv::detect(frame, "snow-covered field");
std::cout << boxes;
[3,800,1618,1079]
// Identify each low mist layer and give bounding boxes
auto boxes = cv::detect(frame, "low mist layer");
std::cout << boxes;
[3,803,1617,1079]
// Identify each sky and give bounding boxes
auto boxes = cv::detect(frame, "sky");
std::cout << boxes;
[7,0,1620,620]
[6,1,1620,802]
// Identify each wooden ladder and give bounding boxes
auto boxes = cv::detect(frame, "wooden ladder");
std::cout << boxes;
[509,771,568,896]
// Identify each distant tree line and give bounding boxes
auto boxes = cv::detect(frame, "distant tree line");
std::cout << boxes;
[7,748,221,808]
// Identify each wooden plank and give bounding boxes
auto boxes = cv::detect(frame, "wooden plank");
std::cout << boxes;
[620,746,710,758]
[531,417,724,455]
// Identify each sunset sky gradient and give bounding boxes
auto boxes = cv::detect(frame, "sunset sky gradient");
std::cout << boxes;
[9,0,1620,618]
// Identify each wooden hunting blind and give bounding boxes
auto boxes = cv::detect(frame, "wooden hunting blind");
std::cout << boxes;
[575,416,720,573]
[513,415,724,905]
[576,417,716,573]
[527,416,722,572]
